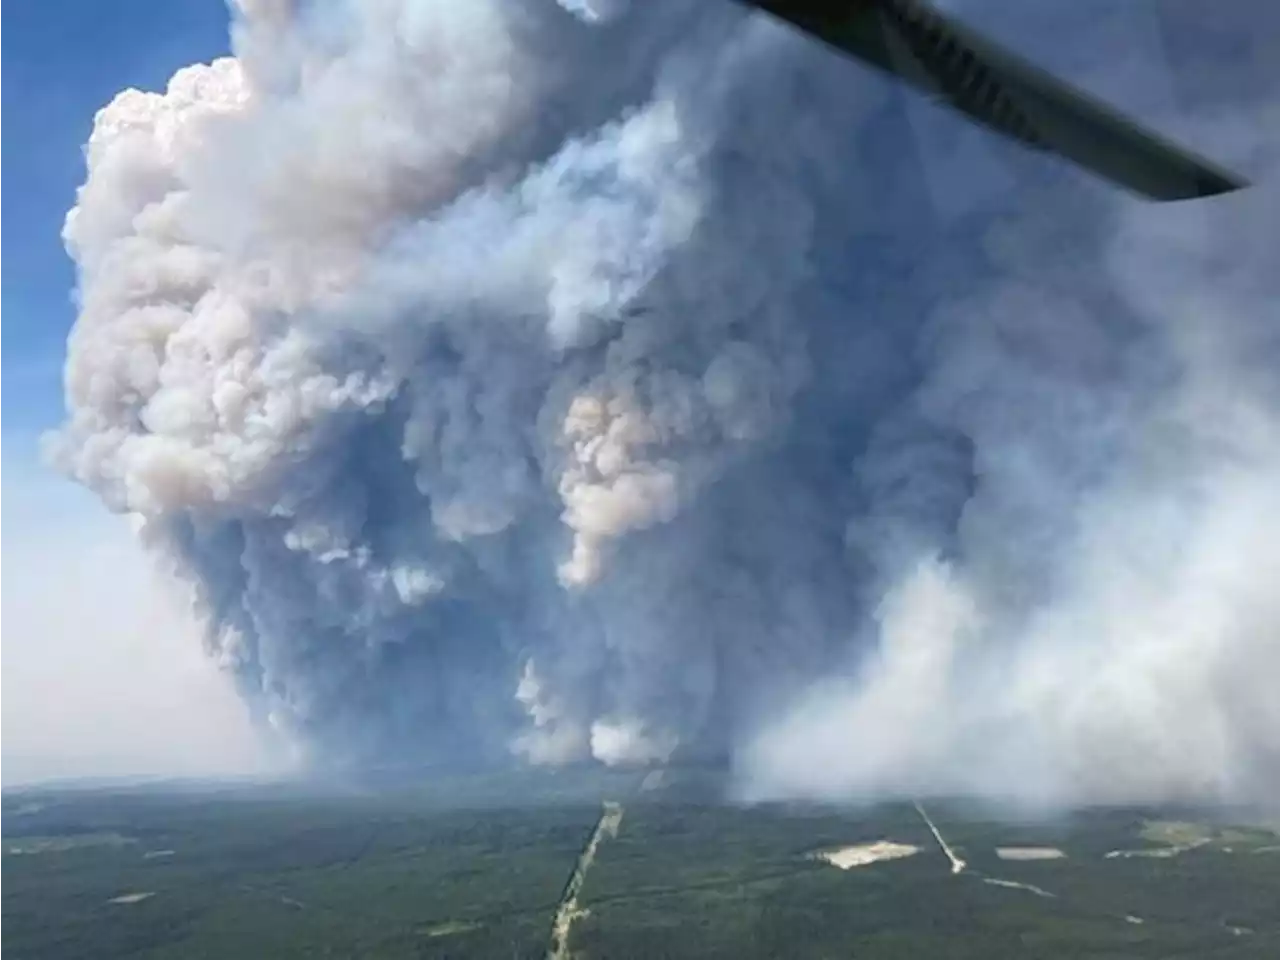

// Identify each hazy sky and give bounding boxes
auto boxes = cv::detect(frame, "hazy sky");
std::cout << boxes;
[2,0,267,785]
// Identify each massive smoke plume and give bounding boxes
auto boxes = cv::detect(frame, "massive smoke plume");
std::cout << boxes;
[52,0,1279,805]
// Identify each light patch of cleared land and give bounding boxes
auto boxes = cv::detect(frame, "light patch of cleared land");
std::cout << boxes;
[1142,821,1214,846]
[1107,820,1214,858]
[108,892,155,905]
[1107,819,1279,859]
[983,877,1055,898]
[7,832,135,855]
[1105,843,1206,859]
[639,770,665,792]
[995,846,1065,861]
[813,841,920,870]
[143,849,176,859]
[422,920,481,938]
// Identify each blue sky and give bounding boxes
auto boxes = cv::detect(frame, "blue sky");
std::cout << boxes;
[3,1,266,785]
[2,0,230,448]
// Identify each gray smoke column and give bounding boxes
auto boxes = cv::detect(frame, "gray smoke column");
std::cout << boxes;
[51,0,1280,804]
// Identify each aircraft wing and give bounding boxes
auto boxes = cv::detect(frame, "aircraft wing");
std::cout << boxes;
[741,0,1249,200]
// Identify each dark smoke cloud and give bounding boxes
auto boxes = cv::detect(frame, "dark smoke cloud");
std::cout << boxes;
[51,0,1279,805]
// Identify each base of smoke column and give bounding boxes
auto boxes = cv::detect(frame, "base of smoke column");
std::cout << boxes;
[286,752,738,801]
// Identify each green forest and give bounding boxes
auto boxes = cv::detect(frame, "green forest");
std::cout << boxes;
[4,772,1277,959]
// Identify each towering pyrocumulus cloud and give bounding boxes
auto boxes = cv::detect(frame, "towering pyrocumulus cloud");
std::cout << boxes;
[52,0,1279,804]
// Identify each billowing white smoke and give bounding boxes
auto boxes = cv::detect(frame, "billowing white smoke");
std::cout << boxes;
[52,0,1279,804]
[739,2,1280,808]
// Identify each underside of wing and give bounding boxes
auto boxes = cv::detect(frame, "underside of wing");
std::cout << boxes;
[744,0,1250,200]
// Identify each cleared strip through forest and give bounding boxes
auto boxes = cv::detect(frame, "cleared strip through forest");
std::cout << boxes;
[545,801,624,960]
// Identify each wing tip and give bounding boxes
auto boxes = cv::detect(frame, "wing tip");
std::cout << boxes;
[1148,167,1251,202]
[1191,169,1251,200]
